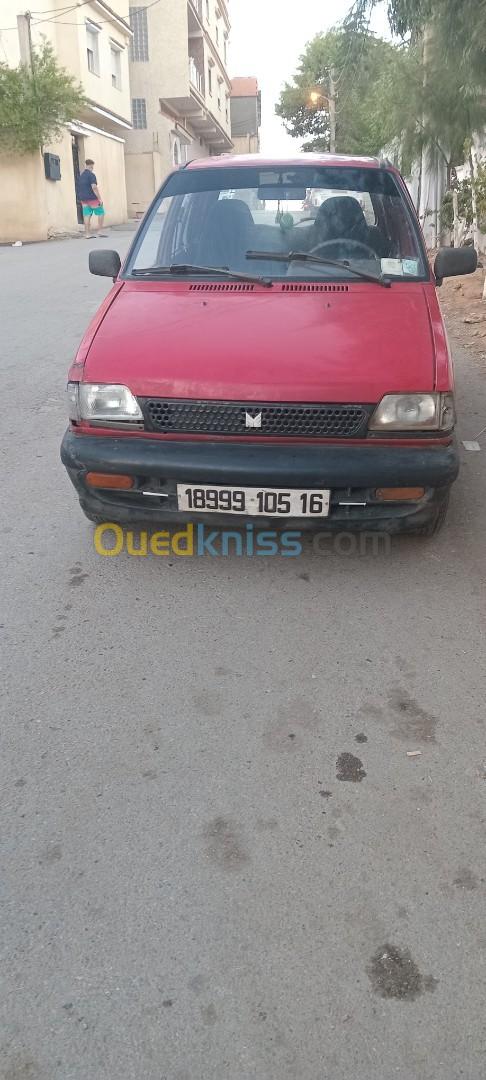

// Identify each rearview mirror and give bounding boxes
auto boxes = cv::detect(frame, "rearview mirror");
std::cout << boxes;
[434,246,477,285]
[89,249,121,280]
[257,186,306,201]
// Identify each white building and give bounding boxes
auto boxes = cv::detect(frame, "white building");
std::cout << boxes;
[125,0,233,218]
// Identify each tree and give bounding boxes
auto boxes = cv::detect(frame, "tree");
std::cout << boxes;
[348,0,486,80]
[348,0,430,37]
[399,34,486,182]
[275,29,416,158]
[346,1,486,174]
[442,168,486,235]
[0,40,85,155]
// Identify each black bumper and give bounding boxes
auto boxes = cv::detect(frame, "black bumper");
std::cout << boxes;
[61,430,459,531]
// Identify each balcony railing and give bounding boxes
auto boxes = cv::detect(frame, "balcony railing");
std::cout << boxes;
[189,58,204,95]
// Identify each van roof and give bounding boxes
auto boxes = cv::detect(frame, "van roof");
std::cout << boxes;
[185,153,395,171]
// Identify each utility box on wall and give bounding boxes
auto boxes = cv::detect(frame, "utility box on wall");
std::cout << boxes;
[44,152,61,181]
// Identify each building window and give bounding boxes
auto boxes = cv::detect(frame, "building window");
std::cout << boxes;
[215,23,219,44]
[86,21,100,76]
[208,65,212,94]
[224,38,227,63]
[206,0,209,20]
[129,7,149,61]
[132,97,147,128]
[110,42,122,89]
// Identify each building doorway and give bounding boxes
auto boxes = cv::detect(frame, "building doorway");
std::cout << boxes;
[71,134,84,224]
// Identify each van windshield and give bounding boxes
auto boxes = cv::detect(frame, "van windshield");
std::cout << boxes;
[127,165,427,282]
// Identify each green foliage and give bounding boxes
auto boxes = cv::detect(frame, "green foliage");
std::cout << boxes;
[396,36,486,177]
[275,29,419,158]
[348,0,486,80]
[278,12,486,174]
[442,168,486,233]
[275,83,330,153]
[0,40,85,155]
[348,0,432,37]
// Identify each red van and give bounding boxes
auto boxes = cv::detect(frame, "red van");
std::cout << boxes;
[61,154,476,536]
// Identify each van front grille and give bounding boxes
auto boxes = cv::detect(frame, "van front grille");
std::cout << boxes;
[139,399,370,438]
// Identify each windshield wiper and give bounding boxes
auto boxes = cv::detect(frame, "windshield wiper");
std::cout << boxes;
[131,263,273,287]
[246,250,391,288]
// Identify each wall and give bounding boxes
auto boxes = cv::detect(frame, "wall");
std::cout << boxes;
[0,1,129,240]
[199,0,231,136]
[81,131,128,224]
[40,0,131,122]
[0,0,132,142]
[45,125,128,230]
[125,0,232,217]
[231,134,259,155]
[125,151,160,217]
[44,131,79,236]
[230,96,259,138]
[78,6,132,124]
[0,129,127,242]
[0,2,23,66]
[202,35,230,133]
[1,0,131,120]
[156,0,190,100]
[125,111,174,216]
[0,152,47,243]
[125,0,189,215]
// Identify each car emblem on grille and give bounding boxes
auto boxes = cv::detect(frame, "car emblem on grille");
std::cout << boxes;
[245,410,262,429]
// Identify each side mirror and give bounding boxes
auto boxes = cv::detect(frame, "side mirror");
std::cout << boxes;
[89,249,121,280]
[434,246,477,285]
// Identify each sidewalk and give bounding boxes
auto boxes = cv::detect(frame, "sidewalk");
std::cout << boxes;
[2,220,139,248]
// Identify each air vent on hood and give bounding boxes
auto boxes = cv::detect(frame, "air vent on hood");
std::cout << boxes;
[188,282,255,292]
[280,283,349,293]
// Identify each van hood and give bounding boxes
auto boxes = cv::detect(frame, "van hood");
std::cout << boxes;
[83,281,435,402]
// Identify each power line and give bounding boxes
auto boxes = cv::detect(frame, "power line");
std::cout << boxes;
[30,0,90,10]
[32,0,162,24]
[333,30,358,89]
[335,19,372,117]
[0,0,91,30]
[33,2,93,27]
[0,0,163,33]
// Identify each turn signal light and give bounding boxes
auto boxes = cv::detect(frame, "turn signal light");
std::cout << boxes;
[375,487,425,501]
[85,472,134,489]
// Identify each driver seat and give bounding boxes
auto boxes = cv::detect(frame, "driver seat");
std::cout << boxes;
[314,196,369,246]
[197,198,254,270]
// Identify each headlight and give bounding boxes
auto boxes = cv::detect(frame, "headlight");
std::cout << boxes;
[67,383,143,424]
[67,382,79,421]
[369,393,455,432]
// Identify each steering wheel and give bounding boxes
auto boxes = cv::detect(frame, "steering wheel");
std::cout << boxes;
[310,238,379,260]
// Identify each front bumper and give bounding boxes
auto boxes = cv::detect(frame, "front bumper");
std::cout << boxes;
[61,430,459,532]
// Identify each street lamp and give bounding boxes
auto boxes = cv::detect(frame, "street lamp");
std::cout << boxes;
[308,89,328,107]
[306,81,336,153]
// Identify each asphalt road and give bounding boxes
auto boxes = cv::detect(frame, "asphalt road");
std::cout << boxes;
[1,230,486,1080]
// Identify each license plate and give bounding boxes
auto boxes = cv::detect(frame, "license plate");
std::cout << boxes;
[177,484,330,517]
